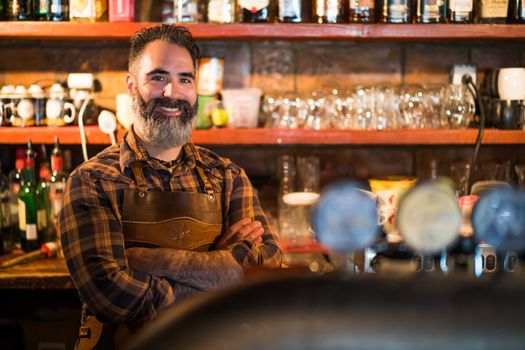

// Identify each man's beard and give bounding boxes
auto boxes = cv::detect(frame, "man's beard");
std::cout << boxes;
[132,88,197,148]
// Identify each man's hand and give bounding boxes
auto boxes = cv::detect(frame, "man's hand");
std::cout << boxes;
[216,217,264,249]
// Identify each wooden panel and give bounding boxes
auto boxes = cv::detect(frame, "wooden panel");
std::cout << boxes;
[1,22,525,41]
[1,127,525,145]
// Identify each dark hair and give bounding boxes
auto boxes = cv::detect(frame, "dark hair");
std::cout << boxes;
[128,24,200,73]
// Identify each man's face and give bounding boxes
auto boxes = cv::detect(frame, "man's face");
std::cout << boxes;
[127,40,198,148]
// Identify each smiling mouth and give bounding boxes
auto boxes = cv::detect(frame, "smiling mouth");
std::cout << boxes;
[157,106,181,116]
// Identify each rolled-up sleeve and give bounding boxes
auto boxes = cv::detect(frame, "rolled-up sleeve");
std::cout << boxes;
[59,170,175,324]
[223,167,282,268]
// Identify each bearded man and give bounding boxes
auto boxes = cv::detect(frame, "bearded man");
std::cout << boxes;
[59,24,281,350]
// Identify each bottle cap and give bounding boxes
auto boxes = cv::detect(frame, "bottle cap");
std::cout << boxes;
[39,166,51,181]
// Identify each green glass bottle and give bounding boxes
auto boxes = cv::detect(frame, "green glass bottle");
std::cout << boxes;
[38,163,51,242]
[18,140,46,252]
[49,137,68,244]
[0,161,11,254]
[8,156,24,251]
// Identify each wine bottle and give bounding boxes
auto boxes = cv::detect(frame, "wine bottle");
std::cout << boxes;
[37,163,51,243]
[8,156,24,250]
[6,0,33,20]
[33,0,48,20]
[350,0,377,23]
[447,0,474,22]
[207,0,236,23]
[475,0,510,23]
[238,0,272,22]
[0,164,10,254]
[508,0,525,22]
[381,0,413,23]
[18,140,45,252]
[173,0,201,22]
[279,0,302,22]
[49,137,68,244]
[48,0,70,21]
[417,0,445,22]
[313,0,345,23]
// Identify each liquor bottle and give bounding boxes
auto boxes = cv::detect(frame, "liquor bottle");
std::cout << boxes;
[0,164,10,254]
[0,0,6,20]
[508,0,525,22]
[237,0,272,22]
[8,156,24,250]
[18,140,45,252]
[381,0,413,23]
[475,0,510,23]
[279,0,302,22]
[70,0,97,21]
[33,0,49,20]
[48,0,70,21]
[173,0,201,22]
[313,0,345,23]
[37,163,51,243]
[350,0,377,23]
[6,0,33,20]
[49,137,68,244]
[447,0,474,22]
[417,0,445,22]
[96,0,108,21]
[109,0,134,22]
[207,0,235,22]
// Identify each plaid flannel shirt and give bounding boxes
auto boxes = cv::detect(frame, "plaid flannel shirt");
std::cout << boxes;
[59,129,281,324]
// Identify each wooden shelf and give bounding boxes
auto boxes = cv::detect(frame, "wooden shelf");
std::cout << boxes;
[1,22,525,41]
[1,126,525,145]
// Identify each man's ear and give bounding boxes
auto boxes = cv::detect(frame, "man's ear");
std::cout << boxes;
[126,73,135,97]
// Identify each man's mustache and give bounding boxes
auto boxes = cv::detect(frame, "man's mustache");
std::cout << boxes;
[145,97,196,122]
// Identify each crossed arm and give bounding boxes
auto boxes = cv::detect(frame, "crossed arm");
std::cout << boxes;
[126,218,265,292]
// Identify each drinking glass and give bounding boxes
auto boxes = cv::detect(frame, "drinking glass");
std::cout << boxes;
[278,155,321,247]
[355,86,376,130]
[374,85,400,130]
[441,85,475,129]
[450,161,471,196]
[423,84,448,129]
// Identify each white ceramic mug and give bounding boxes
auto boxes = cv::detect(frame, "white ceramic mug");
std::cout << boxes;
[497,67,525,101]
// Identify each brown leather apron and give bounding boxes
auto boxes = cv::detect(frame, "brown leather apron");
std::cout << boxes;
[122,161,223,251]
[77,160,223,350]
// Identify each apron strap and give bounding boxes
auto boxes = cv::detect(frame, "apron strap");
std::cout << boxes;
[196,166,215,200]
[130,161,148,195]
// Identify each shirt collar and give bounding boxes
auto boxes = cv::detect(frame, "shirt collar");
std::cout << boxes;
[119,126,207,173]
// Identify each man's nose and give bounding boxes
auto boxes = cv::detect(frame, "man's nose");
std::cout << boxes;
[163,82,184,99]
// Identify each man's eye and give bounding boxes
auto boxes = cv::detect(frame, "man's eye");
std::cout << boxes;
[180,78,193,84]
[151,75,166,82]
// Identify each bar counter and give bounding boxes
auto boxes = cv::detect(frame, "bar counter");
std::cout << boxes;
[0,257,73,289]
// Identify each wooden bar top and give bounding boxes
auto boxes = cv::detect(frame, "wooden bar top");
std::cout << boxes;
[0,257,74,289]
